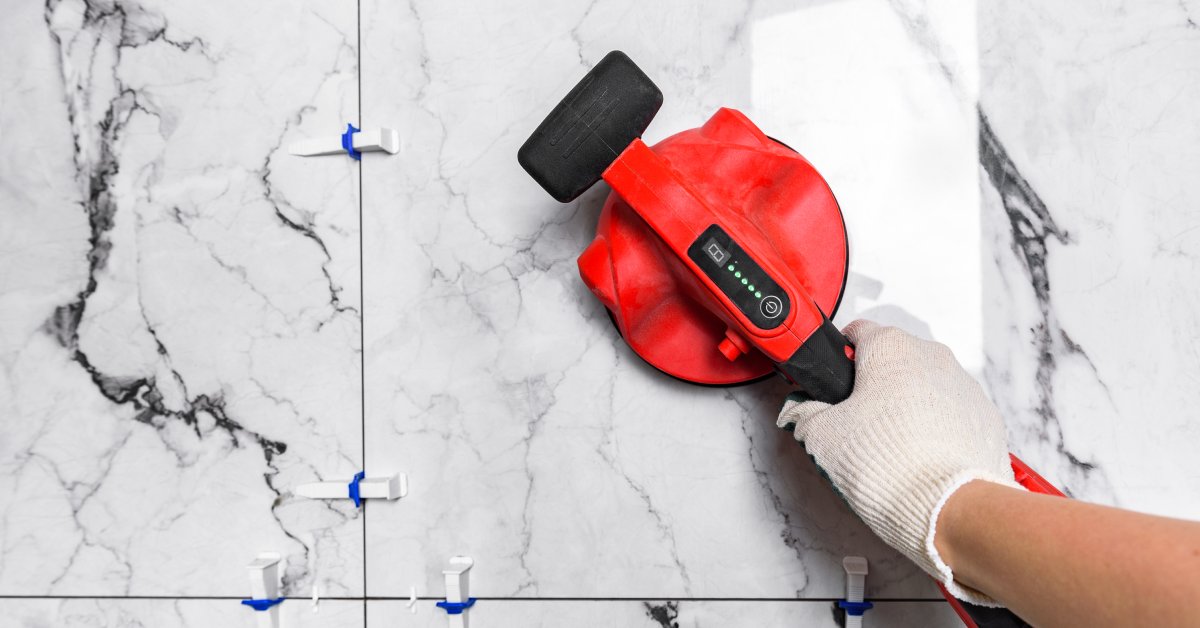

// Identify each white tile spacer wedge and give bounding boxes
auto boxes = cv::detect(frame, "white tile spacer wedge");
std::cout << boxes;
[288,125,402,158]
[242,552,283,628]
[841,556,872,628]
[294,472,408,508]
[437,556,476,628]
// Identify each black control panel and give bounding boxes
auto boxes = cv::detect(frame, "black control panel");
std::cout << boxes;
[686,224,790,330]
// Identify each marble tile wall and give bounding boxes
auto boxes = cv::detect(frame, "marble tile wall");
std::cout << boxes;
[1,0,363,600]
[359,0,976,604]
[2,0,1197,626]
[0,598,960,627]
[1,599,365,628]
[977,0,1200,518]
[368,600,964,627]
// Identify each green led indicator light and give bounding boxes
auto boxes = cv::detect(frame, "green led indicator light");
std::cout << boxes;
[734,271,742,278]
[727,264,735,271]
[740,278,748,285]
[748,284,755,292]
[755,291,762,298]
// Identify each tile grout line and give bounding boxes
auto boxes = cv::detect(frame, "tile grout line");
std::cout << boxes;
[0,595,949,603]
[357,0,367,623]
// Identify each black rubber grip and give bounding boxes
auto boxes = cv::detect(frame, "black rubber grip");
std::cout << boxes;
[958,602,1034,627]
[517,50,663,202]
[777,315,855,404]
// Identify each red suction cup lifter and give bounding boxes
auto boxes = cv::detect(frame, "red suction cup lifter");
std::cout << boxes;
[520,51,1066,627]
[518,50,854,401]
[601,135,856,403]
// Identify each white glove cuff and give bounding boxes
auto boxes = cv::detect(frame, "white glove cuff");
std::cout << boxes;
[925,472,1026,607]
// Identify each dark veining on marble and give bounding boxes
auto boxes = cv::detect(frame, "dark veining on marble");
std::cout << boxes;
[726,389,811,579]
[978,110,1114,497]
[882,0,1116,502]
[1180,0,1198,29]
[259,113,361,323]
[591,375,695,596]
[35,0,339,593]
[643,601,681,628]
[510,374,557,597]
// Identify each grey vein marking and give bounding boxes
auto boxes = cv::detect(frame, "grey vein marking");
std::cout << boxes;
[258,107,361,325]
[643,601,681,628]
[726,389,810,573]
[979,110,1114,497]
[36,0,351,592]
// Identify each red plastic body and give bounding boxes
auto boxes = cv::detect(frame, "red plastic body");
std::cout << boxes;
[578,108,848,384]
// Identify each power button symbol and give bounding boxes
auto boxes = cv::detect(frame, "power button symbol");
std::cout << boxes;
[760,295,783,319]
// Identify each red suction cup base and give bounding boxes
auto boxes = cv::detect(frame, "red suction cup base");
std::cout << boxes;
[577,109,849,386]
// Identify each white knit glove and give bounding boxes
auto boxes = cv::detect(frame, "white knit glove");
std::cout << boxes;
[777,320,1022,605]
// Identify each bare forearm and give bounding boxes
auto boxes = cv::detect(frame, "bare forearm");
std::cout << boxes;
[935,480,1200,627]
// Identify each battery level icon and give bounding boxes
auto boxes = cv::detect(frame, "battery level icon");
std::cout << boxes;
[703,238,730,265]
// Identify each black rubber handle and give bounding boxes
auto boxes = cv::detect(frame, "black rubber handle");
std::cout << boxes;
[957,602,1034,628]
[517,50,663,203]
[777,315,855,404]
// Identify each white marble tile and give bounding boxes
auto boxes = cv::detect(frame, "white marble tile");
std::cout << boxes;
[0,598,363,628]
[750,0,984,369]
[977,1,1200,517]
[368,599,962,628]
[5,0,1194,614]
[0,0,363,596]
[361,0,978,599]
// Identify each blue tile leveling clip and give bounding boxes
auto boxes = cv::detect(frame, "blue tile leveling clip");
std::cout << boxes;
[241,597,285,611]
[341,123,361,160]
[436,598,477,615]
[348,470,366,507]
[837,599,874,616]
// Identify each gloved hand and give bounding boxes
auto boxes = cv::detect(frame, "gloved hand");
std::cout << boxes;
[777,319,1022,605]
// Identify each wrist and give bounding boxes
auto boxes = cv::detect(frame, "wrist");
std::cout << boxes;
[933,479,987,579]
[933,479,1024,596]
